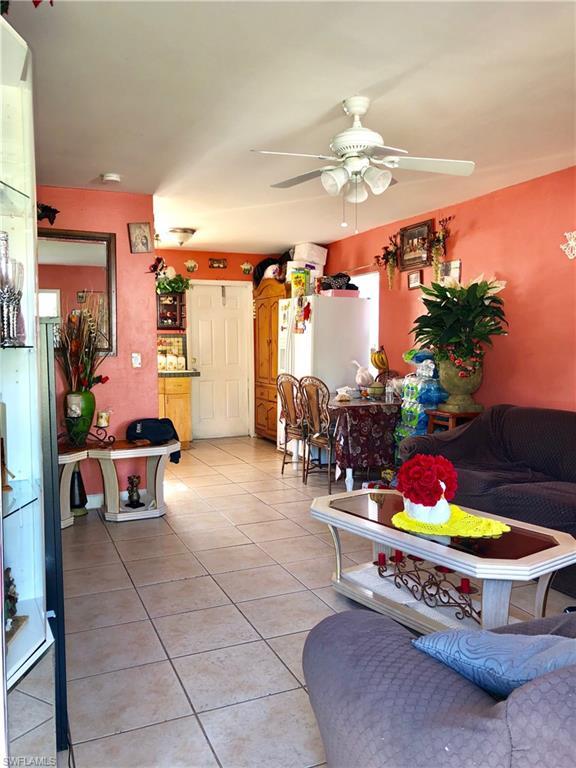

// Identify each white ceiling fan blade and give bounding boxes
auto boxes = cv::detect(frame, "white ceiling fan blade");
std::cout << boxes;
[252,149,339,162]
[366,144,409,157]
[381,156,475,176]
[270,169,326,188]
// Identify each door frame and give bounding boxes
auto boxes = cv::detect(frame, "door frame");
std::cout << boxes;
[187,279,255,437]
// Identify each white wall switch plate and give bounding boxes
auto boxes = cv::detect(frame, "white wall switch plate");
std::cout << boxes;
[131,352,142,368]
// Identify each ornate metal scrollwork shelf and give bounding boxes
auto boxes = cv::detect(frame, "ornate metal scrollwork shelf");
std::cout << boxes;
[375,551,482,624]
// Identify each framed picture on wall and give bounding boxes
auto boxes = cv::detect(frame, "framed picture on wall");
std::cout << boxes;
[407,270,424,290]
[440,259,462,282]
[128,222,153,253]
[398,219,433,271]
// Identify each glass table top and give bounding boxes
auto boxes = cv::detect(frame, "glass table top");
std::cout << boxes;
[328,492,558,559]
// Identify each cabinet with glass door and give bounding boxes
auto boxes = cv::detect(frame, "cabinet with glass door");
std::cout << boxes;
[1,17,55,760]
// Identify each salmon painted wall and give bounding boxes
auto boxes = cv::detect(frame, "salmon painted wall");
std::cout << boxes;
[327,167,576,411]
[38,264,107,313]
[37,185,158,494]
[158,249,258,283]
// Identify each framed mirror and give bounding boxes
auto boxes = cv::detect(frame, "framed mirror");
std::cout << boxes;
[37,228,117,355]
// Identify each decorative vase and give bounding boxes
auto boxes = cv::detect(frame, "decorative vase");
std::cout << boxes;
[403,495,451,525]
[437,359,484,413]
[65,391,96,447]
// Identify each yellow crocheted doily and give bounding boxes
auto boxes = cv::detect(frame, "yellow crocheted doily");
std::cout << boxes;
[391,504,511,538]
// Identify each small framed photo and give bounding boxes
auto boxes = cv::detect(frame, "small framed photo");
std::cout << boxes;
[76,290,87,304]
[407,270,424,290]
[128,222,153,253]
[440,259,462,282]
[209,258,227,269]
[399,219,433,271]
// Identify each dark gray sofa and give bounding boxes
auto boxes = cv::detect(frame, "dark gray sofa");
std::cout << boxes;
[303,610,576,768]
[398,404,576,596]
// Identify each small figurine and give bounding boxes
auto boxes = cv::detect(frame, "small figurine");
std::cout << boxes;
[126,474,144,508]
[4,567,18,632]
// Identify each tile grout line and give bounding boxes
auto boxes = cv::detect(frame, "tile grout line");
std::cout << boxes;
[64,442,331,764]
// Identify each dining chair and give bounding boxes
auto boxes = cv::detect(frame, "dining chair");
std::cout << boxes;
[299,376,334,493]
[276,373,307,477]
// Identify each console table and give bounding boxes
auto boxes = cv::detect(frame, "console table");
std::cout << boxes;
[58,439,180,525]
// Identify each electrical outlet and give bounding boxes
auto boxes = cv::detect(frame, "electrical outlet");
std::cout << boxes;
[131,352,142,368]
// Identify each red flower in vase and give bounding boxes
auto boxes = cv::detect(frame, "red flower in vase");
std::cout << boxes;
[397,454,458,507]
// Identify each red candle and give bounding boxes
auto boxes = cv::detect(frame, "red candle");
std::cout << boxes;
[393,549,403,562]
[460,578,471,594]
[378,552,386,566]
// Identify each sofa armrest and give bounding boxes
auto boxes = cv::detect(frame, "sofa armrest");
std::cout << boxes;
[303,611,510,768]
[505,666,576,767]
[491,612,576,639]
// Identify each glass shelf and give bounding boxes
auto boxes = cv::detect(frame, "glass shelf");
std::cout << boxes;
[0,179,30,201]
[0,180,29,218]
[2,480,38,520]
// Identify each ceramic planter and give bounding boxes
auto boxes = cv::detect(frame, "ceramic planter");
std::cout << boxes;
[403,495,451,524]
[438,359,484,413]
[65,390,96,447]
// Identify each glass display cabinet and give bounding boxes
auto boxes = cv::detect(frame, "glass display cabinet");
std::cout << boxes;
[1,17,56,761]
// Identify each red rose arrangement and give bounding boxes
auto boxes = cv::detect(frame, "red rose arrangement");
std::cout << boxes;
[397,454,458,507]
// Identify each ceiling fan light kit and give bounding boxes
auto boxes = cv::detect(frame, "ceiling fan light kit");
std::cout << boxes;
[254,95,476,210]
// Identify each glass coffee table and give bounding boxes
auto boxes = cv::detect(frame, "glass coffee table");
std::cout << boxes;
[310,490,576,633]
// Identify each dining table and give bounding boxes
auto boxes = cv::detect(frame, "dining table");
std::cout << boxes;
[329,397,401,491]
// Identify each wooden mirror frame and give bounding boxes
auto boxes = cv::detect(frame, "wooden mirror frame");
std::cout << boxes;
[38,228,117,355]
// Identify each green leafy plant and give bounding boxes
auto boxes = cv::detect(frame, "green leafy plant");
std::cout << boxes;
[411,276,507,377]
[155,274,191,294]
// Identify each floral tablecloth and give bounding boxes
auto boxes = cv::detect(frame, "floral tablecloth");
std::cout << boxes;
[329,399,401,471]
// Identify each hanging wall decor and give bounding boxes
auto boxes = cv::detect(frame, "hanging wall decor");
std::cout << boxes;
[429,216,455,281]
[374,232,400,289]
[128,222,153,253]
[240,262,254,275]
[560,231,576,260]
[184,259,199,273]
[209,258,227,269]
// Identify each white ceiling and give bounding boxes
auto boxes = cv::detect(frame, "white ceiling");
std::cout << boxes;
[10,1,576,254]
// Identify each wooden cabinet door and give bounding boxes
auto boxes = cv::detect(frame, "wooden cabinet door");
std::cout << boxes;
[255,398,269,435]
[266,401,278,437]
[268,297,280,383]
[165,392,191,442]
[158,394,166,419]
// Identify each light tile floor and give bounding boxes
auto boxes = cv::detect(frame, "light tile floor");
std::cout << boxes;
[62,437,574,768]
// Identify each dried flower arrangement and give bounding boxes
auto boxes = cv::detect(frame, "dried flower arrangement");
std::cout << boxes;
[429,216,454,281]
[56,297,110,392]
[374,232,400,289]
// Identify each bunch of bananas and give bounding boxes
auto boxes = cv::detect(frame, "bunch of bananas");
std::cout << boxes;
[370,346,389,373]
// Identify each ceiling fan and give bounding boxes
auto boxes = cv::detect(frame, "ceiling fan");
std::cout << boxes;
[252,96,475,203]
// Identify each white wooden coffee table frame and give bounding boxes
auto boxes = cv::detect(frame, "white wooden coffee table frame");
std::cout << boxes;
[311,489,576,633]
[58,440,180,525]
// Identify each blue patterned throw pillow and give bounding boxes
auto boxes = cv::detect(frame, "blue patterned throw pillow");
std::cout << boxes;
[413,630,576,697]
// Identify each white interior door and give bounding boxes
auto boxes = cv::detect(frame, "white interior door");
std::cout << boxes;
[187,283,252,438]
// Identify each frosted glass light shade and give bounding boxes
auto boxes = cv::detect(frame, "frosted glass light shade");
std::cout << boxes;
[363,167,393,194]
[344,180,368,204]
[321,166,350,196]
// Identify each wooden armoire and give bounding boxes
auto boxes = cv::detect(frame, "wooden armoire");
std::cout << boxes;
[253,279,287,440]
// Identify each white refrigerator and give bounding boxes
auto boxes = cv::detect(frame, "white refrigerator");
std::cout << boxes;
[277,295,370,450]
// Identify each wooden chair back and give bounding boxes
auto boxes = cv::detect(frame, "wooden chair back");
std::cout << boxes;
[300,376,331,436]
[276,374,303,428]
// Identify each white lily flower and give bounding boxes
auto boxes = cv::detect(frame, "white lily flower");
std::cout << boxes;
[165,266,177,279]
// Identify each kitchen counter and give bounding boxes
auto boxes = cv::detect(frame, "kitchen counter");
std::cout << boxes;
[158,370,201,378]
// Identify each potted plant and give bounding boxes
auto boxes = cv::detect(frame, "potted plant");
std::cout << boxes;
[56,303,110,446]
[411,275,507,412]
